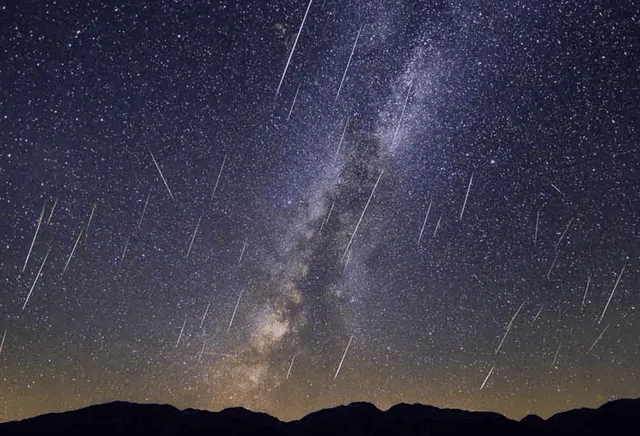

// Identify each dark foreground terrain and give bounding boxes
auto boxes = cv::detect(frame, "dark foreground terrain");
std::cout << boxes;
[1,398,638,435]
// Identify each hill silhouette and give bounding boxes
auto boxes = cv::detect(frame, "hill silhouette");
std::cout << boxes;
[0,398,637,435]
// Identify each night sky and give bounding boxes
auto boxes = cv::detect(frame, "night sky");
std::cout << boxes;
[1,0,639,423]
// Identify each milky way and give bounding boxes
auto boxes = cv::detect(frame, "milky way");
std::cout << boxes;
[1,0,639,423]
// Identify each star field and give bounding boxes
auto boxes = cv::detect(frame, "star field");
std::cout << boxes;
[1,0,639,423]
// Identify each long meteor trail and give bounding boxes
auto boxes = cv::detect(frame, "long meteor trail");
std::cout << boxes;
[341,170,384,262]
[320,201,335,232]
[598,265,625,324]
[149,148,175,201]
[480,365,495,390]
[198,340,207,362]
[459,172,474,221]
[210,154,227,200]
[335,25,362,102]
[552,342,561,367]
[238,239,248,265]
[0,329,6,358]
[531,305,543,324]
[334,335,354,380]
[495,301,525,354]
[200,302,210,329]
[287,85,301,120]
[286,353,297,380]
[433,214,442,238]
[47,198,58,224]
[554,218,574,252]
[588,324,609,354]
[138,189,151,229]
[23,202,46,273]
[390,82,412,149]
[417,198,433,247]
[22,248,51,311]
[63,226,84,275]
[227,290,243,332]
[333,117,350,164]
[176,316,186,348]
[119,236,130,265]
[581,275,591,310]
[275,0,313,97]
[86,203,97,234]
[186,215,202,258]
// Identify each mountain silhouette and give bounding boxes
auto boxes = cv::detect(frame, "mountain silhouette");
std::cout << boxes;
[0,398,637,435]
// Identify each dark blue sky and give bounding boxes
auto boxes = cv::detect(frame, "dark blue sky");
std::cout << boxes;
[1,0,639,422]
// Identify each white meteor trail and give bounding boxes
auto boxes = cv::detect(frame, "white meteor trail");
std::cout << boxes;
[333,117,350,164]
[238,239,248,265]
[433,214,443,238]
[533,211,540,246]
[63,226,84,275]
[390,82,413,149]
[176,316,186,348]
[551,183,562,194]
[286,353,297,379]
[227,290,243,332]
[531,305,543,324]
[495,301,525,354]
[598,265,625,324]
[417,198,433,247]
[554,218,574,252]
[23,202,46,273]
[480,365,494,390]
[546,254,558,279]
[149,148,175,201]
[581,275,591,310]
[275,0,313,97]
[22,248,50,311]
[186,215,202,258]
[86,203,97,234]
[320,201,335,232]
[335,25,362,102]
[287,85,301,120]
[342,170,384,262]
[198,340,207,362]
[334,335,354,380]
[459,172,474,221]
[0,329,6,358]
[200,302,210,329]
[588,324,609,354]
[210,154,228,200]
[552,342,561,367]
[343,248,353,272]
[138,189,151,229]
[120,236,130,265]
[47,197,58,224]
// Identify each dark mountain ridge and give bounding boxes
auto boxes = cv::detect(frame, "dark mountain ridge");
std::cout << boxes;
[1,398,637,435]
